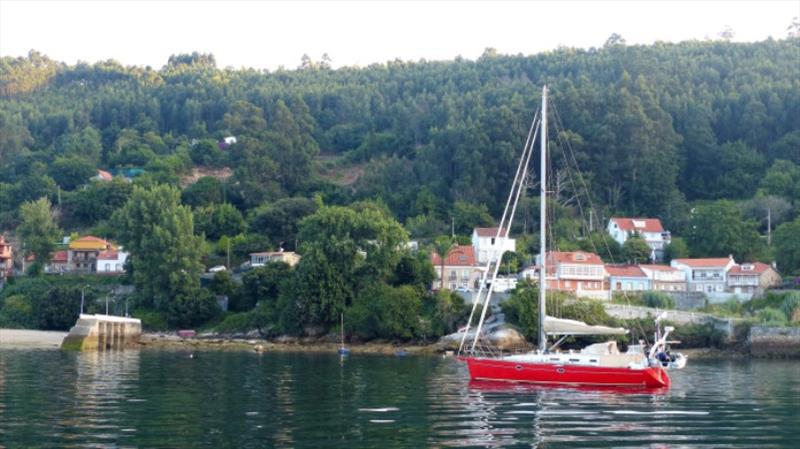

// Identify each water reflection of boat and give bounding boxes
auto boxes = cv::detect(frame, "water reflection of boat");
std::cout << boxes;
[467,380,669,396]
[458,87,686,389]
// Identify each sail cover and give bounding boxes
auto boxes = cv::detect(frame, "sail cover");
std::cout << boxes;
[543,316,628,336]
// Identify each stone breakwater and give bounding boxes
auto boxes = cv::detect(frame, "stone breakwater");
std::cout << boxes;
[748,326,800,358]
[61,314,142,350]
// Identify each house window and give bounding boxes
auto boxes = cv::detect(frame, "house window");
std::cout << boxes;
[491,237,495,245]
[615,282,621,290]
[105,263,110,271]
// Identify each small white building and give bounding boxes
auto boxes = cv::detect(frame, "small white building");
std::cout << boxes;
[472,227,516,265]
[96,250,128,274]
[250,251,300,267]
[671,257,736,295]
[639,264,687,291]
[607,218,671,261]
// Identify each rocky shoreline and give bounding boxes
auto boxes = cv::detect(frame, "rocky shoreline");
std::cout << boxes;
[137,332,752,360]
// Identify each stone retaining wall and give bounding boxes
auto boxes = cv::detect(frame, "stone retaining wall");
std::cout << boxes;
[748,326,800,358]
[603,304,739,339]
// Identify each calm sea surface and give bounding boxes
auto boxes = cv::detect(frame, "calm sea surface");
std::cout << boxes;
[0,349,798,449]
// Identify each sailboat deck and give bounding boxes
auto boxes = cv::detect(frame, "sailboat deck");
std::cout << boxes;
[502,352,648,369]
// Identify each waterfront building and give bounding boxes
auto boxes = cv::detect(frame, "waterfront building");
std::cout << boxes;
[726,262,782,297]
[538,250,609,300]
[639,264,687,291]
[431,245,483,291]
[671,257,736,295]
[606,264,650,292]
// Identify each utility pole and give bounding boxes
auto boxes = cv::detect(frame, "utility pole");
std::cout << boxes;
[451,217,455,238]
[226,238,231,268]
[767,207,772,247]
[589,210,594,233]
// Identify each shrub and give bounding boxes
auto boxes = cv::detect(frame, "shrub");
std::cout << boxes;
[348,283,422,340]
[642,291,676,309]
[134,309,170,331]
[757,307,788,326]
[0,294,36,328]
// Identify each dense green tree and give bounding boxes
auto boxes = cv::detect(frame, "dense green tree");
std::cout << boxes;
[189,139,224,166]
[773,218,800,275]
[248,197,319,250]
[50,156,96,191]
[37,285,97,330]
[664,237,689,262]
[181,176,224,208]
[194,203,246,240]
[348,283,422,340]
[234,262,292,311]
[687,200,763,260]
[63,178,132,227]
[761,160,800,202]
[18,197,61,269]
[112,184,215,322]
[622,234,652,263]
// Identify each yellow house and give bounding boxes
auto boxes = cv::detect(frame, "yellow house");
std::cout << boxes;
[69,236,115,272]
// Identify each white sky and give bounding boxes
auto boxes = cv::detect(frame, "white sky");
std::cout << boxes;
[0,0,797,70]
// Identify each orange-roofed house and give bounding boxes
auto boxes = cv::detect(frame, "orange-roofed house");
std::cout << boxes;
[607,218,671,261]
[0,235,13,282]
[726,262,782,298]
[639,264,687,292]
[536,251,609,300]
[606,264,650,292]
[471,227,516,265]
[93,170,113,182]
[45,250,70,274]
[68,236,116,273]
[431,245,483,291]
[671,257,736,295]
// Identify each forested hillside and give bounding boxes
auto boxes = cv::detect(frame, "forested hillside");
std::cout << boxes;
[0,39,799,330]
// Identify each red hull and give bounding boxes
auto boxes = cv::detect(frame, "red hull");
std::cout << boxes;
[462,356,670,389]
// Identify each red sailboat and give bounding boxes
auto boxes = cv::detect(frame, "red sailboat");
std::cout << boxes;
[458,86,685,389]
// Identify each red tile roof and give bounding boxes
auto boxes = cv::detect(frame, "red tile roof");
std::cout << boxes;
[638,264,680,272]
[672,257,733,267]
[96,170,113,181]
[728,262,772,275]
[51,250,68,263]
[97,251,119,260]
[609,218,664,233]
[474,227,509,238]
[605,264,647,277]
[547,251,604,265]
[431,245,476,267]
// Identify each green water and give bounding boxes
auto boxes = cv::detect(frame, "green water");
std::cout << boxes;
[0,349,798,448]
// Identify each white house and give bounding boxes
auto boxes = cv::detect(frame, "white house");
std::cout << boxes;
[472,227,516,265]
[96,250,128,274]
[671,257,736,295]
[607,218,671,261]
[639,264,687,292]
[726,262,782,298]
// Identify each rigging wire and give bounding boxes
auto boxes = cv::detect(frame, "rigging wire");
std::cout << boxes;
[550,101,650,346]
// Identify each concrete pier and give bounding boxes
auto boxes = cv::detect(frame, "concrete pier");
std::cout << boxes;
[61,314,142,351]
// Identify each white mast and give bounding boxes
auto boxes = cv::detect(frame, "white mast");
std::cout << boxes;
[538,86,548,352]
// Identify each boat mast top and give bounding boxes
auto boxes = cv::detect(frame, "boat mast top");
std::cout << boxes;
[538,86,548,352]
